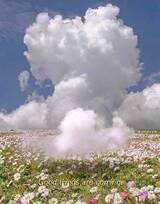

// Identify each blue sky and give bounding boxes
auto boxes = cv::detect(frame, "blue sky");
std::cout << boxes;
[0,0,160,112]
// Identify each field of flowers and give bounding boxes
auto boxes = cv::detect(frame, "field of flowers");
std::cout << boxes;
[0,131,160,204]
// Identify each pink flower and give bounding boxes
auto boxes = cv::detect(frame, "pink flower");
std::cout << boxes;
[139,191,148,201]
[127,181,135,189]
[120,191,128,199]
[88,197,98,204]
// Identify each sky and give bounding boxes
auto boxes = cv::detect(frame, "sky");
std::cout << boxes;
[0,0,160,112]
[0,0,160,133]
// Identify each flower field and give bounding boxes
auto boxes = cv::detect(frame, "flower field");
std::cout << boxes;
[0,131,160,204]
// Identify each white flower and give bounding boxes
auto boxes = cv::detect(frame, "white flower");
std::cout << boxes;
[111,188,118,193]
[114,167,120,171]
[71,193,78,198]
[75,200,86,204]
[0,157,4,164]
[14,173,21,181]
[14,194,21,201]
[90,186,98,193]
[62,182,70,189]
[41,174,48,180]
[48,197,58,204]
[21,193,34,203]
[147,185,154,191]
[31,184,37,189]
[154,187,160,194]
[147,168,154,173]
[105,194,113,203]
[113,193,123,204]
[148,191,156,200]
[152,174,158,179]
[129,188,139,197]
[138,164,144,168]
[38,186,47,194]
[141,186,148,192]
[109,161,114,168]
[41,189,49,197]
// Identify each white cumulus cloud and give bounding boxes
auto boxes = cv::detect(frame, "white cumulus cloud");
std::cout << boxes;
[0,4,148,155]
[116,83,160,129]
[1,101,47,130]
[22,3,141,125]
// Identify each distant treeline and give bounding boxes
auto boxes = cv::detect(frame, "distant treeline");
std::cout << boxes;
[135,130,160,134]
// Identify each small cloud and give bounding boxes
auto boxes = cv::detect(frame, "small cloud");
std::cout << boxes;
[18,70,30,91]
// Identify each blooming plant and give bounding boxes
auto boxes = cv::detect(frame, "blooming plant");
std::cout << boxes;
[0,131,160,204]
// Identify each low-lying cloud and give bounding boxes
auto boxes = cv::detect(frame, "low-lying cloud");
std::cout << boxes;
[116,83,160,129]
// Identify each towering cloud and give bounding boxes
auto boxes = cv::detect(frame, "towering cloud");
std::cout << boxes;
[22,4,141,126]
[1,4,155,155]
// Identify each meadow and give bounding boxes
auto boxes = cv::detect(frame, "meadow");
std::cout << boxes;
[0,131,160,204]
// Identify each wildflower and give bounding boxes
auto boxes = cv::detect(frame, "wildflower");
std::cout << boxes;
[147,185,154,191]
[38,186,46,194]
[127,180,135,189]
[14,194,21,201]
[111,188,118,193]
[102,173,107,178]
[105,194,113,203]
[152,174,158,179]
[41,189,49,197]
[0,157,4,164]
[41,174,48,180]
[75,200,86,204]
[129,187,139,197]
[71,193,78,198]
[69,170,73,175]
[147,168,154,173]
[48,198,58,204]
[148,191,156,200]
[109,161,114,168]
[138,191,148,202]
[61,182,70,190]
[31,184,37,189]
[113,193,123,204]
[154,187,160,194]
[14,173,21,181]
[0,196,5,202]
[114,166,120,171]
[90,187,98,194]
[120,191,128,199]
[21,193,34,203]
[138,164,143,168]
[88,197,98,204]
